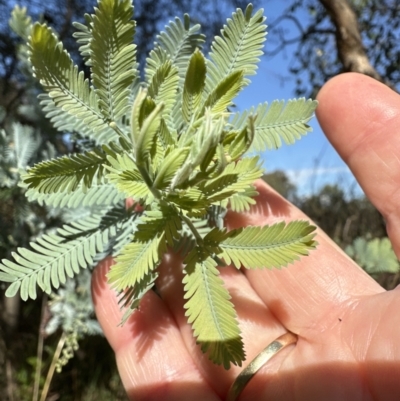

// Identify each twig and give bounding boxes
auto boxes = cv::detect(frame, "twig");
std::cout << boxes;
[39,332,67,401]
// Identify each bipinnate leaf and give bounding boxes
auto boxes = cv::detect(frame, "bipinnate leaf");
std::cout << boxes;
[90,0,137,121]
[29,23,116,144]
[206,4,266,92]
[231,99,318,152]
[221,221,317,269]
[183,252,245,368]
[0,215,116,300]
[22,148,108,193]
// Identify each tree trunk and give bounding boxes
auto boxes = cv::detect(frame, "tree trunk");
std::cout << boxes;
[319,0,394,88]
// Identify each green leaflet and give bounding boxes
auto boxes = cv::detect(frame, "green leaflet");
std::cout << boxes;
[0,215,116,300]
[145,15,205,83]
[39,94,103,139]
[201,70,244,115]
[206,4,266,92]
[118,270,159,324]
[147,60,179,119]
[200,157,263,203]
[25,183,124,209]
[22,148,108,194]
[228,116,255,162]
[231,99,318,152]
[29,23,116,144]
[134,205,182,246]
[227,185,258,212]
[73,14,94,66]
[346,237,400,275]
[131,90,164,172]
[9,5,32,41]
[183,252,244,368]
[107,235,165,291]
[90,0,137,121]
[153,147,190,190]
[105,152,154,203]
[221,221,317,269]
[182,49,206,123]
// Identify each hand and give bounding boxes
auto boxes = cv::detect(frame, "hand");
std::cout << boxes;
[91,72,400,400]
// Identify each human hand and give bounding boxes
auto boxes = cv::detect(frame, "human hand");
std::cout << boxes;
[91,72,400,400]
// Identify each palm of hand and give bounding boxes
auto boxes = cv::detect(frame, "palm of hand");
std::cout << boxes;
[92,73,400,400]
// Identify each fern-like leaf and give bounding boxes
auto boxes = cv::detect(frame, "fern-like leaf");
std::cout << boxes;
[147,60,179,118]
[227,185,258,212]
[146,14,205,83]
[9,5,32,40]
[231,99,318,152]
[105,151,154,203]
[12,123,40,169]
[221,221,317,269]
[25,183,123,208]
[153,147,190,190]
[22,148,108,193]
[90,0,137,121]
[201,70,244,115]
[200,157,263,203]
[182,49,206,123]
[118,269,159,324]
[134,205,182,246]
[0,215,117,300]
[72,13,94,66]
[346,237,400,275]
[29,23,116,144]
[108,235,165,291]
[206,4,266,92]
[183,252,244,368]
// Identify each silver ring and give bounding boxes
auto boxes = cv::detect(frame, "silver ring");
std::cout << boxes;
[226,332,297,401]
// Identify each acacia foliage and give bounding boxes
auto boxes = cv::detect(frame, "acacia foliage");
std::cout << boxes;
[1,1,318,368]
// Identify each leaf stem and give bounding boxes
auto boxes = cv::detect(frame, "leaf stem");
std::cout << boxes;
[137,165,162,199]
[39,332,67,401]
[181,213,203,245]
[109,121,127,141]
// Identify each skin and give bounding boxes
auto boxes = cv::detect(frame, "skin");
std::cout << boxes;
[91,72,400,400]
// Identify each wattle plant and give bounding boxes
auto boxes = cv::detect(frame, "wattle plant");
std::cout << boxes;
[0,0,318,368]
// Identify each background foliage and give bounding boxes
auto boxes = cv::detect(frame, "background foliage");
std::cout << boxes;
[0,0,398,399]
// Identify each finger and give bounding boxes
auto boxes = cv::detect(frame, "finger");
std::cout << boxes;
[225,180,383,333]
[316,72,400,255]
[155,251,287,398]
[91,257,219,401]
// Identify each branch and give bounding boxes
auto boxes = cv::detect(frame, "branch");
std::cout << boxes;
[318,0,395,89]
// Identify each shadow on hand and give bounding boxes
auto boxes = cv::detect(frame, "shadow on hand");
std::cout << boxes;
[91,257,173,361]
[125,359,400,400]
[226,180,293,230]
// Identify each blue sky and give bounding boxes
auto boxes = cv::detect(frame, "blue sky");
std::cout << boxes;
[234,0,363,198]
